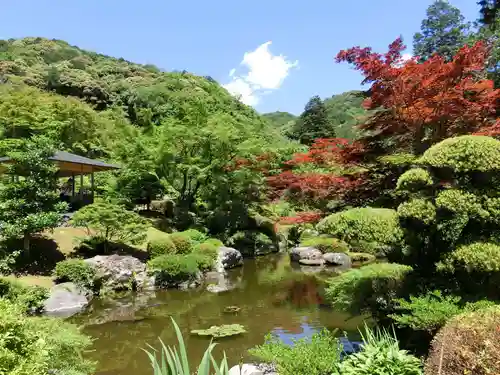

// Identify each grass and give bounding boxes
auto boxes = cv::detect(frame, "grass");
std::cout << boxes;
[4,274,55,289]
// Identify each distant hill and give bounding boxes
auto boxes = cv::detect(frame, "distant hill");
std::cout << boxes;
[324,90,370,139]
[262,111,297,128]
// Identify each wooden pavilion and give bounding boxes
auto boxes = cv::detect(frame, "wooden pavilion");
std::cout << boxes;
[0,150,120,208]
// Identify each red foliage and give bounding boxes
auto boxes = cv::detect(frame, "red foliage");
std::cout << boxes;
[279,211,323,225]
[336,39,500,152]
[286,138,365,166]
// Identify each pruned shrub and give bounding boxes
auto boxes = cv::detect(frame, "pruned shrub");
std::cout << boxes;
[389,290,495,333]
[147,236,177,258]
[0,277,49,313]
[300,237,350,253]
[397,198,436,225]
[181,229,208,244]
[418,135,500,173]
[396,168,433,193]
[317,207,403,256]
[348,252,376,263]
[147,254,199,286]
[169,232,193,254]
[53,259,96,289]
[437,242,500,274]
[192,239,220,260]
[425,305,500,375]
[0,299,95,375]
[189,252,215,272]
[325,263,413,316]
[228,230,275,256]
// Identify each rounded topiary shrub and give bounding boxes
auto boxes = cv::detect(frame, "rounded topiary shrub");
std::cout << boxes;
[325,263,413,317]
[418,135,500,173]
[53,259,96,289]
[147,236,177,258]
[169,232,193,254]
[181,229,208,244]
[193,239,222,260]
[300,237,350,254]
[425,305,500,375]
[147,254,199,286]
[396,167,433,193]
[437,242,500,274]
[317,207,403,256]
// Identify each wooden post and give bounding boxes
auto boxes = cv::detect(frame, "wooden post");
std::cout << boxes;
[80,167,83,201]
[91,170,95,203]
[71,173,75,198]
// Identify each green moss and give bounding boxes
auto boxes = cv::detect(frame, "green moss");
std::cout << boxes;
[300,237,350,253]
[348,252,376,263]
[418,135,500,172]
[190,324,246,338]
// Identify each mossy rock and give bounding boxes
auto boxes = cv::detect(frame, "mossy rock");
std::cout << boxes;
[348,252,376,263]
[190,324,246,338]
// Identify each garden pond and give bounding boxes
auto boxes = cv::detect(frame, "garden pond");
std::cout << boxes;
[71,254,366,374]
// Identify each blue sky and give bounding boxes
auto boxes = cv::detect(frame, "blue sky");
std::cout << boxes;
[1,0,481,115]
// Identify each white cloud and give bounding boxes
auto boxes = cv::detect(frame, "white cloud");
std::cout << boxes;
[393,53,413,67]
[223,41,298,106]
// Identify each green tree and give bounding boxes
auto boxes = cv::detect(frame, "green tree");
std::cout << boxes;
[0,137,67,252]
[292,95,334,145]
[413,0,470,61]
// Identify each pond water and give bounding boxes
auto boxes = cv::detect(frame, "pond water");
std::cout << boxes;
[73,254,366,375]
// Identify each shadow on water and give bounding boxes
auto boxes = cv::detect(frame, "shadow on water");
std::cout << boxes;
[73,254,367,375]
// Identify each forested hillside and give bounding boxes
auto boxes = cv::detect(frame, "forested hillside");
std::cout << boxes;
[0,37,299,237]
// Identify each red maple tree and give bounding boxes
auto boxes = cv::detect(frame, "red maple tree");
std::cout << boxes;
[336,39,500,154]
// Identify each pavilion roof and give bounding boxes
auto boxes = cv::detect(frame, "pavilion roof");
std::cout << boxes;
[0,150,120,177]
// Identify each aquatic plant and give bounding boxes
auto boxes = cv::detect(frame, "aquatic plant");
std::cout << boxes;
[223,306,241,314]
[144,317,230,375]
[190,324,246,338]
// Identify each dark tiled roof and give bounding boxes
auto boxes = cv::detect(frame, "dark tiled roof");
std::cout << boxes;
[0,151,120,170]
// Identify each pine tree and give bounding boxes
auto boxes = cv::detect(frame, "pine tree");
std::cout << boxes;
[292,96,334,145]
[413,0,470,61]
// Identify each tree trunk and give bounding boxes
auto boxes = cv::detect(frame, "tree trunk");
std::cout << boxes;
[23,232,30,256]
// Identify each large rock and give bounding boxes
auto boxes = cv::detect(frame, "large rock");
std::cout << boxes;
[43,282,91,318]
[84,255,154,291]
[290,246,323,263]
[229,364,264,375]
[217,247,243,270]
[323,252,352,267]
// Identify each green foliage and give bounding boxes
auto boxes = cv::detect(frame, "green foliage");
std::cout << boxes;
[437,242,500,273]
[169,232,194,254]
[114,170,164,207]
[325,263,413,316]
[147,254,199,285]
[291,95,335,145]
[249,329,342,375]
[323,90,369,140]
[425,305,500,375]
[144,317,230,375]
[190,324,246,338]
[348,252,376,263]
[317,207,403,255]
[413,0,470,62]
[397,199,436,225]
[0,299,95,375]
[71,201,150,247]
[53,258,97,289]
[181,229,208,244]
[228,230,274,256]
[418,135,500,172]
[192,239,221,260]
[147,235,178,258]
[339,326,423,375]
[378,153,417,167]
[0,277,49,313]
[389,290,495,333]
[189,252,215,272]
[300,237,350,254]
[395,168,433,193]
[0,136,67,251]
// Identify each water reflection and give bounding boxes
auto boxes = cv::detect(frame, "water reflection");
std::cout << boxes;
[73,254,367,374]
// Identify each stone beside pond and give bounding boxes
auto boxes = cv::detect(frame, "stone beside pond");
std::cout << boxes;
[290,246,352,268]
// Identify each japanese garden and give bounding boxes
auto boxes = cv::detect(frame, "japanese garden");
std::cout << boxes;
[0,1,499,375]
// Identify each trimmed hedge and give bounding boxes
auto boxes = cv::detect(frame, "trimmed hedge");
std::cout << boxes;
[425,305,500,375]
[53,259,97,289]
[437,242,500,274]
[147,254,199,285]
[147,236,177,258]
[325,263,413,316]
[169,232,194,254]
[418,135,500,172]
[317,207,403,255]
